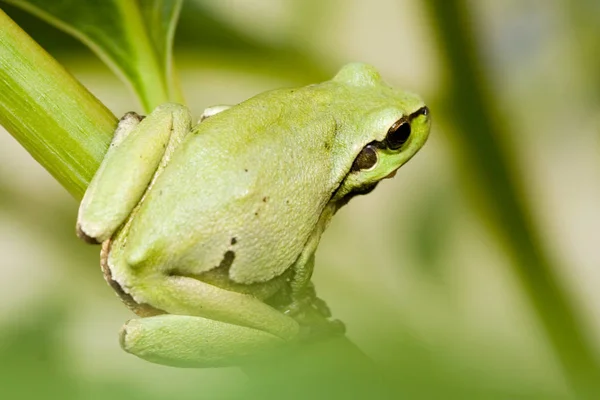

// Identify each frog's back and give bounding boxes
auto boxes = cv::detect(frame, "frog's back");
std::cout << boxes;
[119,87,342,284]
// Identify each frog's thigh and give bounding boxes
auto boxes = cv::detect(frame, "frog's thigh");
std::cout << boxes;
[78,104,192,243]
[120,314,286,367]
[133,275,299,340]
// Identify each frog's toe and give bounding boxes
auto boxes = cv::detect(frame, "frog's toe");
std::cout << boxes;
[76,222,101,244]
[311,297,332,317]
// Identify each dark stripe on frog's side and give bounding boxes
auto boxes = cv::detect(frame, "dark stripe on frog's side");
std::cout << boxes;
[100,240,165,317]
[177,249,293,303]
[102,239,290,313]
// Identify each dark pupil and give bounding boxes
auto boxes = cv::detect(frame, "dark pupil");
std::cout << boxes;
[386,121,411,150]
[351,145,378,171]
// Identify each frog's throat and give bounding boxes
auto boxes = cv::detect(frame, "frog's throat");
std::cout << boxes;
[100,240,165,317]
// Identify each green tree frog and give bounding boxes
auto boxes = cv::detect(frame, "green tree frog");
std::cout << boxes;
[76,63,430,367]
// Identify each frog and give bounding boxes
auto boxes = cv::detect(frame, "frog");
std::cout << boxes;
[76,63,430,368]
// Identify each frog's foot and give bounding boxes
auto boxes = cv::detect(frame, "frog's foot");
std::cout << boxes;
[283,295,330,318]
[282,283,330,317]
[282,289,345,340]
[291,305,346,341]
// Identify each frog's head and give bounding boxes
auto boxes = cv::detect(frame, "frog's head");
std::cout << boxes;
[330,63,431,203]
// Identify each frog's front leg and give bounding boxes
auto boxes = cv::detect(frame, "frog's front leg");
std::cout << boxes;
[286,204,335,303]
[283,205,345,336]
[77,103,192,243]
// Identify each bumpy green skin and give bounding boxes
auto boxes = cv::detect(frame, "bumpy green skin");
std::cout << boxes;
[77,63,430,367]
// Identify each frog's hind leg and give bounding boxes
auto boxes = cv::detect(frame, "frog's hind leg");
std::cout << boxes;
[116,270,300,367]
[77,104,192,244]
[125,272,300,339]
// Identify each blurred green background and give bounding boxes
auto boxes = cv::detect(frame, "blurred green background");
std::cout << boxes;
[0,0,599,398]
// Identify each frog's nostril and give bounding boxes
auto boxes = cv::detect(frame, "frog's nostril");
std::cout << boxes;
[411,106,429,120]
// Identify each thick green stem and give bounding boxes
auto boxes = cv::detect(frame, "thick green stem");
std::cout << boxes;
[0,8,115,198]
[423,1,600,397]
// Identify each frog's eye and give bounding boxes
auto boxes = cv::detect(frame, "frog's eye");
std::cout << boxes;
[385,120,411,150]
[351,144,378,171]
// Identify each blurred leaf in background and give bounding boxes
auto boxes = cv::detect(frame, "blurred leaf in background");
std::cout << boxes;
[2,0,184,111]
[1,0,599,399]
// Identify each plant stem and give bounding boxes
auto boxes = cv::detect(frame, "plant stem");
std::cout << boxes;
[0,8,115,198]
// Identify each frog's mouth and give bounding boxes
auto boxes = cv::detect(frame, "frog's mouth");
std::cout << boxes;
[385,169,398,179]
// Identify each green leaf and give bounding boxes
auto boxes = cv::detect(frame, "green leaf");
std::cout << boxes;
[2,0,184,112]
